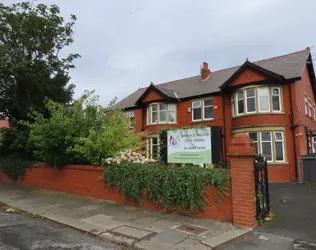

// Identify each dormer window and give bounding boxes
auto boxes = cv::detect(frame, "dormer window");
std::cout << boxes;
[147,103,176,125]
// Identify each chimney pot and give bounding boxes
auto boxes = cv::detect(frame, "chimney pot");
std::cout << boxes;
[201,62,211,80]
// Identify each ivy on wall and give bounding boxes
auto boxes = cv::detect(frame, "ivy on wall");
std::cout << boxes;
[103,163,230,214]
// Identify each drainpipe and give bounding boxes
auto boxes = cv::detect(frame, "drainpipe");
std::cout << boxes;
[289,83,298,181]
[222,92,227,163]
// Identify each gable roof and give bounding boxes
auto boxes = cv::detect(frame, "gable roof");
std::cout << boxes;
[115,49,310,109]
[135,83,177,105]
[220,61,286,90]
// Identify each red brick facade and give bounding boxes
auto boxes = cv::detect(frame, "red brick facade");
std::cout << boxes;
[130,64,316,183]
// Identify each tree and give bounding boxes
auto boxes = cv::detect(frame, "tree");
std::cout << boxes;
[0,2,80,121]
[27,91,144,167]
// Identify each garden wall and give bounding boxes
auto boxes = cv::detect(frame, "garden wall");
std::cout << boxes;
[0,163,233,222]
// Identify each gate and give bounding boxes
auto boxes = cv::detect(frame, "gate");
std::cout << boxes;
[254,155,270,221]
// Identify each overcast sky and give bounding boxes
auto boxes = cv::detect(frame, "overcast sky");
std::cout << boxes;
[3,0,316,105]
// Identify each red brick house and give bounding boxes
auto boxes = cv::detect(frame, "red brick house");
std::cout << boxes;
[115,48,316,183]
[0,113,9,129]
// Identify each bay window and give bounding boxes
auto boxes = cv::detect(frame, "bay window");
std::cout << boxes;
[245,130,285,163]
[147,103,177,125]
[232,86,282,117]
[192,99,213,121]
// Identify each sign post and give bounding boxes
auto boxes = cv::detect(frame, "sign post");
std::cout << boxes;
[167,127,212,164]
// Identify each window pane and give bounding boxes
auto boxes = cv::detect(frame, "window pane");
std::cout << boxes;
[168,104,176,111]
[204,106,213,119]
[147,108,150,124]
[246,88,255,97]
[247,97,256,112]
[168,111,176,122]
[159,110,166,122]
[275,141,284,161]
[152,104,158,112]
[152,111,157,123]
[152,145,158,159]
[274,132,283,141]
[258,87,270,112]
[262,142,272,161]
[152,137,158,145]
[272,96,280,111]
[159,103,166,111]
[192,101,201,108]
[193,108,202,120]
[248,132,258,142]
[231,96,235,116]
[261,131,271,141]
[238,99,244,114]
[237,91,243,100]
[204,100,212,106]
[272,88,280,95]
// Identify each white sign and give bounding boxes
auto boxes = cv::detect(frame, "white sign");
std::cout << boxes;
[167,127,212,164]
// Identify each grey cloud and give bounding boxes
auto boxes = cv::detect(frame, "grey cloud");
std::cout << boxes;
[3,0,316,105]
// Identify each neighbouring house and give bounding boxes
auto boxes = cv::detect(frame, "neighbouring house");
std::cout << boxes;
[114,48,316,183]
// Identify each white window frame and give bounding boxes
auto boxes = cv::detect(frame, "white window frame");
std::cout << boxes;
[192,101,202,121]
[271,87,282,112]
[260,131,273,162]
[274,131,285,162]
[147,103,177,125]
[128,111,135,128]
[309,98,313,118]
[146,136,160,160]
[167,104,176,123]
[258,87,271,113]
[151,104,158,124]
[314,104,316,121]
[159,103,167,123]
[236,91,244,115]
[312,137,316,153]
[305,95,308,115]
[231,95,235,117]
[245,88,256,114]
[248,132,259,154]
[203,100,213,120]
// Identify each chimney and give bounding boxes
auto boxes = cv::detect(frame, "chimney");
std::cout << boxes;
[201,62,211,80]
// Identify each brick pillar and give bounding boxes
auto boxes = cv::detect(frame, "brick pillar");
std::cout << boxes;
[228,133,257,228]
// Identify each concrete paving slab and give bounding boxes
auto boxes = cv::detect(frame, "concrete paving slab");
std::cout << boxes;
[128,223,165,233]
[77,204,103,212]
[150,219,182,231]
[172,238,211,250]
[150,229,189,246]
[202,228,250,248]
[132,216,159,226]
[111,225,153,240]
[135,240,173,250]
[80,214,113,224]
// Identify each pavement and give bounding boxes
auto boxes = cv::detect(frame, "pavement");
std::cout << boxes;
[0,182,250,250]
[0,211,124,250]
[221,182,316,250]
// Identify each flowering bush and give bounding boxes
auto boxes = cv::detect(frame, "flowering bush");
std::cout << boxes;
[105,150,155,165]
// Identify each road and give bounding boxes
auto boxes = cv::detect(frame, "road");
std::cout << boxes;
[0,211,124,250]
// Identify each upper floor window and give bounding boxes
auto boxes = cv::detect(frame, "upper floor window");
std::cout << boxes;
[125,111,135,128]
[192,99,213,121]
[309,98,313,118]
[232,86,282,117]
[147,103,176,125]
[314,104,316,121]
[305,95,308,115]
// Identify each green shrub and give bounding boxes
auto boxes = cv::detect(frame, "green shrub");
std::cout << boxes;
[0,153,35,180]
[26,91,143,167]
[103,163,230,214]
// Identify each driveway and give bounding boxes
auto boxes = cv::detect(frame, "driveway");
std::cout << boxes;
[257,182,316,242]
[0,211,124,250]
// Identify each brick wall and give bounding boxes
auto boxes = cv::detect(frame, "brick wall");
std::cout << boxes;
[0,164,233,222]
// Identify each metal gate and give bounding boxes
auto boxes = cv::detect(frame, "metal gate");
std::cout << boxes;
[254,155,270,221]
